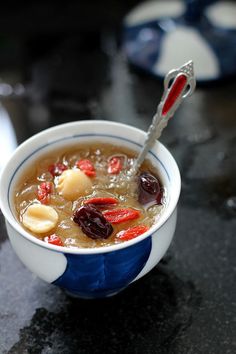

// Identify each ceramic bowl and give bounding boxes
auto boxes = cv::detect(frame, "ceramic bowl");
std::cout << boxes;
[0,120,181,298]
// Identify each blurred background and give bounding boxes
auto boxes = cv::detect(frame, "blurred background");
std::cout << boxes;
[0,1,236,353]
[0,0,145,146]
[0,0,235,146]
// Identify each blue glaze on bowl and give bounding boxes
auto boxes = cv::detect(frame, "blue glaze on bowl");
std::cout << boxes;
[2,121,179,299]
[53,236,152,298]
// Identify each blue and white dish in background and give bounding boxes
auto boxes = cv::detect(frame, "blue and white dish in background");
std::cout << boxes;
[123,0,236,82]
[0,121,180,298]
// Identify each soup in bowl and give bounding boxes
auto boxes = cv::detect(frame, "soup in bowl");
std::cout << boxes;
[0,121,181,298]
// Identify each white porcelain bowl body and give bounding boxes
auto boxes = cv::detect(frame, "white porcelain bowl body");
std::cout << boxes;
[0,121,181,298]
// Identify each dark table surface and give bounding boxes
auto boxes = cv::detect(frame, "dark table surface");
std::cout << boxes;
[0,1,236,353]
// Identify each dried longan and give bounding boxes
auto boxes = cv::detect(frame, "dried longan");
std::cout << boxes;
[57,169,92,200]
[22,204,59,233]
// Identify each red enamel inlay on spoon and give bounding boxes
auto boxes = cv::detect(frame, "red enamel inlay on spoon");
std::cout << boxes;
[131,61,196,175]
[162,74,187,116]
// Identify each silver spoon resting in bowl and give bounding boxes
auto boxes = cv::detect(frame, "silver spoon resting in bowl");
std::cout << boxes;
[131,60,196,176]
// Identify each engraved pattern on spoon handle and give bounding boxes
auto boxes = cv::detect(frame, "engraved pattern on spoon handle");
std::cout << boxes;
[132,109,162,174]
[131,61,195,175]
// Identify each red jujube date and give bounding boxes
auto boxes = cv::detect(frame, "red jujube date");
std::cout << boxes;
[138,172,161,205]
[73,205,113,239]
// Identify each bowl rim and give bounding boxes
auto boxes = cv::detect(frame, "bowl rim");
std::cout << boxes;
[0,120,181,254]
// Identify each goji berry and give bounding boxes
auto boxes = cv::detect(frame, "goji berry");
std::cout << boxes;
[84,197,118,208]
[48,163,68,177]
[116,225,149,241]
[108,157,123,174]
[103,208,140,224]
[37,182,53,204]
[76,159,96,177]
[44,234,63,246]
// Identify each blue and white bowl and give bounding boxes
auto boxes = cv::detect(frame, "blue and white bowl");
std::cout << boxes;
[0,121,181,298]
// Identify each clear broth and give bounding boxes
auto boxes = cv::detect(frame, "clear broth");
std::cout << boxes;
[14,142,166,248]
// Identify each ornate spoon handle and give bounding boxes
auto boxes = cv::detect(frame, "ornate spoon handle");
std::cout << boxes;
[132,60,196,175]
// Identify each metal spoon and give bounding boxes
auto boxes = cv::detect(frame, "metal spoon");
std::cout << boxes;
[131,60,196,175]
